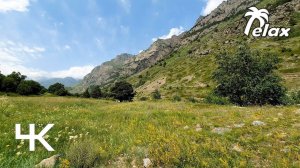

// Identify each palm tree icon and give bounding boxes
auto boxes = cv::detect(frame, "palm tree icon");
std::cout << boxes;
[244,7,269,35]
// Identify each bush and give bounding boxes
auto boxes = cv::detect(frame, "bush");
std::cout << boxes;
[282,90,300,105]
[152,89,161,100]
[111,81,135,102]
[0,72,4,91]
[2,77,17,92]
[82,89,90,98]
[66,139,100,168]
[139,97,148,101]
[205,93,230,105]
[213,45,286,106]
[48,83,69,96]
[187,97,198,103]
[17,80,43,95]
[172,95,181,102]
[88,85,102,99]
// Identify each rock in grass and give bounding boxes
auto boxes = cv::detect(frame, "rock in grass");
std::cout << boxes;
[252,121,266,126]
[143,158,152,168]
[195,124,202,132]
[183,125,189,130]
[212,127,231,135]
[295,109,300,115]
[232,144,243,152]
[233,123,245,128]
[35,154,60,168]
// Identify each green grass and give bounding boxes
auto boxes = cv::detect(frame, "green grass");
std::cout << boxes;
[1,96,300,167]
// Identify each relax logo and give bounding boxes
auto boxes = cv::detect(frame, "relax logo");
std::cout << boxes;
[244,7,290,37]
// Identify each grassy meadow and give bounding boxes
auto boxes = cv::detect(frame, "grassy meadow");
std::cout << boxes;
[0,96,300,167]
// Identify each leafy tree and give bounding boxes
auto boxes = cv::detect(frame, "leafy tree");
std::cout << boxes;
[48,83,69,96]
[88,85,102,99]
[17,80,43,95]
[2,77,18,92]
[7,72,26,85]
[213,45,286,106]
[1,72,26,92]
[82,89,90,98]
[111,81,135,102]
[0,72,4,91]
[152,89,161,100]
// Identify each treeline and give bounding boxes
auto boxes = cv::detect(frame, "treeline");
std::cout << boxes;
[0,72,45,95]
[80,81,135,102]
[0,71,135,102]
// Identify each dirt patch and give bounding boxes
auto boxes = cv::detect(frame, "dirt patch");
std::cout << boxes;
[137,77,166,94]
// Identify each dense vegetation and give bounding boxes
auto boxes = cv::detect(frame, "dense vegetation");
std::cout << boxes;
[0,71,44,95]
[213,45,286,106]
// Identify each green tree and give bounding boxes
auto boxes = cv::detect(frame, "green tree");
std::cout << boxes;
[213,45,286,106]
[2,77,18,92]
[82,89,90,98]
[111,81,135,102]
[88,85,102,99]
[7,71,26,84]
[152,89,161,100]
[0,72,5,91]
[17,80,43,95]
[48,83,69,96]
[2,72,26,92]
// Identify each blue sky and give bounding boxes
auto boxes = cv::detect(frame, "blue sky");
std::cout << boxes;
[0,0,224,79]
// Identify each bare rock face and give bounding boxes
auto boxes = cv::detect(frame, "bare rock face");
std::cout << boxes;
[35,154,60,168]
[181,0,259,44]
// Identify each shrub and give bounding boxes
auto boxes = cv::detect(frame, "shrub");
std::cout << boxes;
[187,97,198,103]
[205,93,230,105]
[0,72,4,91]
[88,85,102,99]
[151,89,161,100]
[111,81,135,102]
[66,139,100,168]
[282,90,300,105]
[139,97,148,101]
[2,77,18,92]
[48,83,69,96]
[172,95,181,102]
[213,44,286,106]
[17,80,43,95]
[82,89,90,98]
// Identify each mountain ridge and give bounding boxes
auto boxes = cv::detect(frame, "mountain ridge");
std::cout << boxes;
[73,0,300,99]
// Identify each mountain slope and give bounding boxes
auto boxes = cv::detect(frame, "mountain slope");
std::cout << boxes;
[38,77,80,88]
[128,0,300,99]
[72,36,181,93]
[74,0,300,100]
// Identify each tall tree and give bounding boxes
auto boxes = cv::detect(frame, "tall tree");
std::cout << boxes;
[213,45,286,106]
[111,81,135,102]
[48,83,69,96]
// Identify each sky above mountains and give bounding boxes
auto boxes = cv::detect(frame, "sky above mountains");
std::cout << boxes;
[0,0,225,79]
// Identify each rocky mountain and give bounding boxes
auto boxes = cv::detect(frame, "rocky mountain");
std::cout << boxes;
[73,0,300,98]
[72,35,181,93]
[38,77,80,88]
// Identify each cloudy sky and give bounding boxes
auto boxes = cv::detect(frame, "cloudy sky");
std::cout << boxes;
[0,0,225,79]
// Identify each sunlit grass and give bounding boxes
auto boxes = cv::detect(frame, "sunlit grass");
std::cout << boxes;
[0,96,299,167]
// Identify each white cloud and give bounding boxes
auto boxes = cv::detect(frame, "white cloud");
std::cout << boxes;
[49,65,94,79]
[202,0,227,16]
[0,0,30,12]
[0,41,93,79]
[119,0,131,13]
[152,26,184,42]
